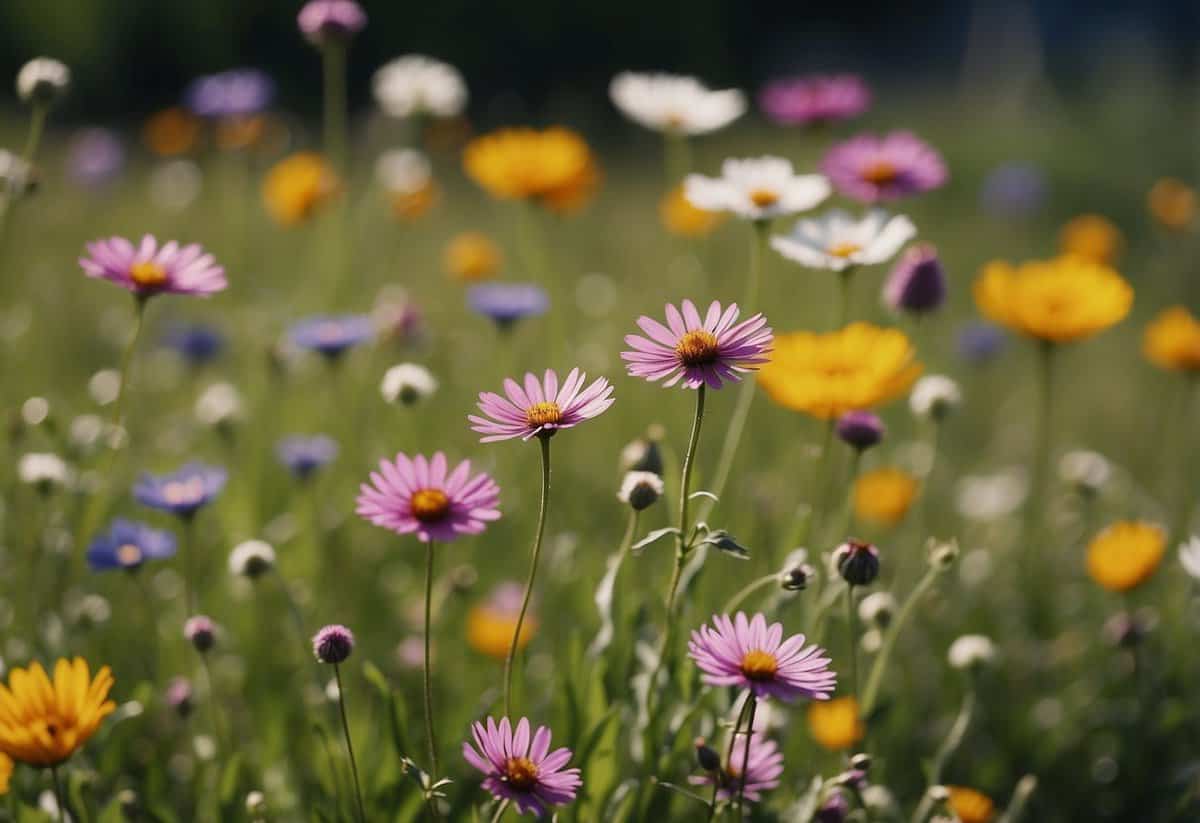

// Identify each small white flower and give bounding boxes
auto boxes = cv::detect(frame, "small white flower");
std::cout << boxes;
[245,790,267,816]
[857,591,897,627]
[617,471,664,511]
[609,72,745,136]
[21,396,49,426]
[18,452,71,490]
[0,150,34,199]
[17,57,70,105]
[148,159,203,213]
[89,369,121,406]
[372,55,467,118]
[229,540,276,579]
[909,375,962,421]
[380,363,437,405]
[195,382,243,427]
[69,414,105,450]
[1179,536,1200,580]
[955,468,1028,521]
[771,208,916,272]
[1058,450,1111,495]
[375,148,432,195]
[947,634,997,670]
[684,156,830,221]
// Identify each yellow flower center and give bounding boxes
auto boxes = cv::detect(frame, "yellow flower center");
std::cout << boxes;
[116,544,143,566]
[740,649,779,681]
[861,160,898,185]
[410,488,450,522]
[748,189,779,208]
[828,242,862,258]
[675,329,720,367]
[503,756,540,792]
[129,261,168,288]
[526,401,563,428]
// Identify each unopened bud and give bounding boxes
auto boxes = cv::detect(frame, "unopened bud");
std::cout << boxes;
[834,539,879,586]
[694,738,721,772]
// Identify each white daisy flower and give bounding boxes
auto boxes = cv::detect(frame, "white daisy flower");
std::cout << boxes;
[380,363,437,405]
[609,72,745,136]
[195,382,243,427]
[947,634,997,670]
[617,470,664,511]
[17,57,70,106]
[1179,536,1200,581]
[375,148,432,195]
[684,156,830,221]
[372,55,467,119]
[18,452,72,490]
[1058,450,1111,495]
[909,375,962,421]
[229,539,276,579]
[770,208,916,272]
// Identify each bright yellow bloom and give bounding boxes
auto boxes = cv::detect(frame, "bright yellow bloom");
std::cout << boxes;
[659,185,723,237]
[1147,178,1196,231]
[262,152,340,226]
[973,256,1132,343]
[444,232,502,282]
[854,467,918,527]
[0,658,115,767]
[463,127,600,213]
[758,323,922,419]
[142,107,201,157]
[947,786,995,823]
[1086,521,1165,592]
[1143,306,1200,372]
[807,697,864,750]
[1059,214,1123,265]
[0,753,10,795]
[466,605,537,660]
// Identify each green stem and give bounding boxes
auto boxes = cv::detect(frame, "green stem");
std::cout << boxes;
[422,539,443,813]
[111,296,148,437]
[666,385,707,616]
[664,131,693,186]
[861,564,940,715]
[721,574,779,616]
[836,267,856,329]
[322,42,347,173]
[488,799,510,823]
[21,104,47,167]
[503,436,552,717]
[845,584,858,701]
[735,695,758,822]
[182,514,198,615]
[929,688,975,785]
[714,696,753,822]
[334,664,367,823]
[746,221,770,312]
[51,765,66,823]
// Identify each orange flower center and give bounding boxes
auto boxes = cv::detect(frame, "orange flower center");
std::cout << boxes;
[828,242,863,258]
[129,261,168,288]
[116,544,143,566]
[503,756,540,791]
[748,189,779,208]
[526,401,563,428]
[861,160,898,185]
[163,479,204,505]
[410,488,450,522]
[675,329,720,367]
[740,649,778,681]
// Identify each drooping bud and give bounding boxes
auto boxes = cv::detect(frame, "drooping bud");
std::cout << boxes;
[833,539,879,586]
[618,470,664,511]
[694,737,721,772]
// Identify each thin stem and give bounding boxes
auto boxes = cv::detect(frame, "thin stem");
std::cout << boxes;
[715,696,754,823]
[735,695,758,822]
[929,688,975,784]
[21,104,48,167]
[322,42,347,173]
[745,220,770,312]
[721,574,779,616]
[50,765,66,823]
[836,267,856,329]
[845,584,858,701]
[660,385,707,667]
[861,565,940,715]
[664,131,693,186]
[503,436,552,717]
[1024,342,1055,630]
[111,296,149,437]
[422,540,441,782]
[489,799,510,823]
[334,664,367,823]
[181,513,198,615]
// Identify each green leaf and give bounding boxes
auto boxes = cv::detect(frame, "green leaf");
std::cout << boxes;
[631,527,680,554]
[67,770,93,823]
[688,490,719,502]
[699,529,750,559]
[218,751,244,807]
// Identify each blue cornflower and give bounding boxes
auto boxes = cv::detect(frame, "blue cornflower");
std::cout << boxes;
[276,435,338,480]
[163,323,224,366]
[467,283,549,329]
[184,68,275,119]
[956,322,1007,365]
[289,315,375,358]
[87,518,177,572]
[134,462,227,517]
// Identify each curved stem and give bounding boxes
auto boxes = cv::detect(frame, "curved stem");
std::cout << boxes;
[334,664,367,823]
[423,540,441,779]
[715,696,754,822]
[111,295,148,437]
[50,765,66,823]
[930,688,975,785]
[489,799,510,823]
[503,436,552,717]
[721,574,778,616]
[735,695,758,822]
[671,385,707,599]
[861,565,940,715]
[845,584,858,701]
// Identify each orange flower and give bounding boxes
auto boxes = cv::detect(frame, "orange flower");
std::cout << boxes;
[215,115,267,152]
[0,658,116,767]
[853,467,919,527]
[262,152,340,226]
[1143,306,1200,372]
[444,232,502,282]
[659,184,723,236]
[0,753,10,795]
[1147,178,1196,231]
[947,786,995,823]
[1059,214,1123,265]
[463,127,600,213]
[466,585,537,659]
[807,697,864,750]
[142,107,201,157]
[1086,521,1165,592]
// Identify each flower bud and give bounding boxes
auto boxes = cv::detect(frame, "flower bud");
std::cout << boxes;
[1058,450,1111,497]
[117,789,139,816]
[857,591,896,628]
[883,244,946,314]
[835,410,885,452]
[313,623,355,664]
[694,737,721,772]
[617,470,664,511]
[909,375,961,422]
[620,434,664,475]
[229,539,276,579]
[928,538,959,571]
[947,634,997,671]
[166,676,193,717]
[834,539,879,586]
[184,615,216,653]
[850,752,872,772]
[781,562,816,591]
[245,790,267,816]
[380,363,437,406]
[297,0,367,45]
[17,58,70,107]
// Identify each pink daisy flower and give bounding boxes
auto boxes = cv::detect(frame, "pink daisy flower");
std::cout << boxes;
[356,451,500,543]
[80,234,226,298]
[820,131,948,203]
[688,732,784,803]
[758,74,871,127]
[469,368,615,443]
[622,299,772,390]
[463,716,582,817]
[688,612,836,701]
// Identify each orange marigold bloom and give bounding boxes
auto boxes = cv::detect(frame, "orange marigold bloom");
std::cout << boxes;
[1147,178,1196,231]
[1087,521,1165,592]
[262,152,340,226]
[973,255,1132,343]
[947,786,995,823]
[807,696,864,750]
[659,184,723,237]
[1143,306,1200,372]
[1059,214,1123,265]
[463,127,600,213]
[853,467,919,527]
[466,585,537,660]
[142,107,201,157]
[444,232,502,282]
[0,753,10,796]
[758,323,921,419]
[0,658,116,767]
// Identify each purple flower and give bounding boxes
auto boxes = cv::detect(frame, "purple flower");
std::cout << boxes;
[467,283,549,329]
[688,611,836,701]
[276,435,339,479]
[979,162,1046,219]
[298,0,367,44]
[469,368,614,442]
[86,518,176,572]
[956,322,1007,365]
[80,235,226,298]
[821,131,947,203]
[835,411,884,451]
[65,127,124,189]
[463,716,582,817]
[162,322,224,365]
[165,676,193,716]
[883,244,946,314]
[289,315,374,358]
[134,462,227,517]
[357,451,500,543]
[184,69,275,119]
[758,74,870,127]
[688,733,784,803]
[622,299,772,390]
[313,624,355,663]
[184,615,216,652]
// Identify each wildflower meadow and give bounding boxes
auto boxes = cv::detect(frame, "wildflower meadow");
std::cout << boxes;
[0,3,1199,821]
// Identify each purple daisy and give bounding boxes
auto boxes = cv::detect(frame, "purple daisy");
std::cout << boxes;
[298,0,367,43]
[688,732,784,803]
[758,74,871,127]
[469,368,614,443]
[276,434,339,480]
[65,127,125,189]
[463,716,582,817]
[622,299,772,390]
[86,518,176,572]
[289,314,374,358]
[133,462,227,518]
[688,611,836,701]
[80,235,226,298]
[184,68,275,119]
[820,131,947,203]
[356,451,500,543]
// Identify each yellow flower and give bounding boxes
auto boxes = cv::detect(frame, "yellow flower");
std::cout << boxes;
[973,256,1132,343]
[390,181,438,221]
[142,107,201,157]
[659,185,723,237]
[854,467,918,527]
[0,658,116,767]
[1143,306,1200,372]
[444,232,502,282]
[1086,521,1165,592]
[1147,178,1196,231]
[262,152,340,226]
[758,323,922,420]
[1059,214,1123,265]
[463,127,600,213]
[947,786,995,823]
[466,605,537,660]
[807,697,864,750]
[0,753,10,795]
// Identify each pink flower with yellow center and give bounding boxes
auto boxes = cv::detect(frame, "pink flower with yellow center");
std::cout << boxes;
[80,235,226,298]
[469,368,614,442]
[688,612,836,701]
[356,451,500,543]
